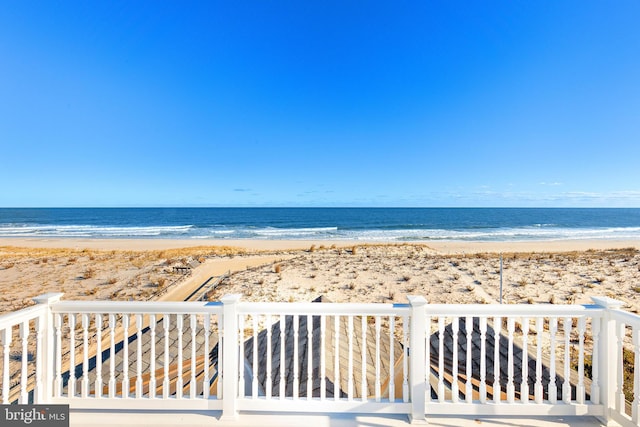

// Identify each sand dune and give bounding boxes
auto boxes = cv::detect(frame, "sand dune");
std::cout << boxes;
[1,239,640,316]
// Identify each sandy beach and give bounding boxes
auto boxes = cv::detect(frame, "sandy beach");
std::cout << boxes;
[2,237,639,253]
[1,238,640,315]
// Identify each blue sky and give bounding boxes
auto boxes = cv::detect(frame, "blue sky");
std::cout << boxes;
[1,1,639,207]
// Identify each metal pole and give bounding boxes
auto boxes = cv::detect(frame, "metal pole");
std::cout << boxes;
[499,253,503,304]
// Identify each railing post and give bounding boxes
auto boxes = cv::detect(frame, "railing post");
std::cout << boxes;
[407,296,427,424]
[592,296,625,425]
[32,293,63,404]
[221,294,242,421]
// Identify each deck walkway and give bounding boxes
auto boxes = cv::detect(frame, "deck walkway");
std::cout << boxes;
[69,411,605,427]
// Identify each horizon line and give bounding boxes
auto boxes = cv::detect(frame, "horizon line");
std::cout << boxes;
[1,206,639,210]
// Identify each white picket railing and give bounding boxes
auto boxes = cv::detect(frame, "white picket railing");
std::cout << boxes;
[424,303,602,416]
[1,293,640,425]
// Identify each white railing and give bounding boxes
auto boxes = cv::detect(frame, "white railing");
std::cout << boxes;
[1,293,639,424]
[424,303,602,416]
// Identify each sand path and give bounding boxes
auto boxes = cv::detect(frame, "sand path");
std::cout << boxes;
[159,254,293,302]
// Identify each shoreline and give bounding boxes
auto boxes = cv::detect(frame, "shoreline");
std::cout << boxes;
[1,237,639,253]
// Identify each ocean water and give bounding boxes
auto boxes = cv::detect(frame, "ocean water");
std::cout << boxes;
[0,208,640,242]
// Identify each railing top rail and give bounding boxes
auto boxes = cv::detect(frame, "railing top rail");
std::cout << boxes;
[237,301,410,316]
[425,303,603,317]
[51,300,223,315]
[0,304,46,329]
[43,299,607,317]
[610,308,640,326]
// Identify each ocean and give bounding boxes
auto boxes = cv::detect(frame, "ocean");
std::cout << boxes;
[0,208,640,242]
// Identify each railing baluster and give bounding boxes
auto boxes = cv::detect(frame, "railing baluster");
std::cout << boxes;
[348,315,354,401]
[176,314,184,399]
[35,316,44,402]
[451,316,459,403]
[617,321,626,413]
[402,314,409,403]
[334,314,340,401]
[320,314,326,401]
[266,314,272,400]
[465,315,472,403]
[238,314,244,398]
[633,326,640,423]
[375,315,381,402]
[1,327,10,403]
[506,317,515,403]
[293,314,299,400]
[108,314,116,398]
[122,314,129,399]
[591,316,601,404]
[307,314,313,400]
[81,314,89,398]
[577,317,586,404]
[437,316,445,402]
[479,316,487,403]
[149,314,156,398]
[493,316,501,404]
[252,314,259,399]
[563,316,572,403]
[163,314,170,399]
[388,315,394,402]
[136,314,143,399]
[69,314,76,398]
[216,314,222,399]
[95,314,103,398]
[202,314,209,399]
[535,317,543,404]
[521,317,529,403]
[549,317,558,404]
[426,315,431,404]
[279,314,285,399]
[55,313,62,398]
[190,314,197,399]
[361,315,367,401]
[19,320,29,403]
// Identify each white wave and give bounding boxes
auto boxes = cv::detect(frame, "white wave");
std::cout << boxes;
[339,226,640,242]
[208,229,237,235]
[2,222,640,242]
[0,224,193,237]
[252,227,338,237]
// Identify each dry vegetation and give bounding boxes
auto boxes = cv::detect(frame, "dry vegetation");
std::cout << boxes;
[208,245,640,310]
[0,245,246,314]
[3,243,640,315]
